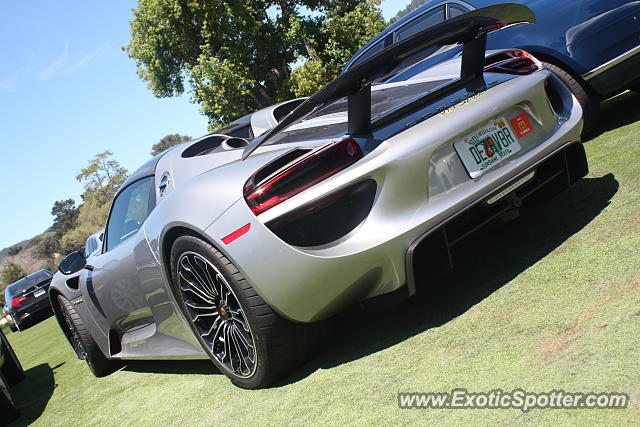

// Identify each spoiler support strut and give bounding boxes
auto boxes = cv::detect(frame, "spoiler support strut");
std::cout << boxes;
[461,33,488,79]
[348,83,372,135]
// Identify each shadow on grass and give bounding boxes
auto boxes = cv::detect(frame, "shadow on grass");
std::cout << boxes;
[122,359,220,376]
[9,364,55,427]
[278,172,618,386]
[585,90,640,141]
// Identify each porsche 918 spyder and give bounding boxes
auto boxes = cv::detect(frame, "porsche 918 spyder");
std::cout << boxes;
[50,4,588,389]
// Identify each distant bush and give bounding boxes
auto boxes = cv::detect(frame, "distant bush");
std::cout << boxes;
[7,246,22,256]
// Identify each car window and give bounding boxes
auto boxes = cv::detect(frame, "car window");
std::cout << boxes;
[273,99,306,122]
[105,177,153,251]
[396,5,445,42]
[349,39,385,69]
[447,3,470,18]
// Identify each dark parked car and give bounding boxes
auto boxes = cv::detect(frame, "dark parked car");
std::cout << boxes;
[4,269,54,331]
[344,0,640,133]
[0,327,24,422]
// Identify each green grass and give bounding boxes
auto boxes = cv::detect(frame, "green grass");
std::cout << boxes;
[6,91,640,426]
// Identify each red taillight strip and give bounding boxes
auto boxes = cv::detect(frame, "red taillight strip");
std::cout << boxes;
[11,296,28,308]
[244,138,363,215]
[221,223,251,245]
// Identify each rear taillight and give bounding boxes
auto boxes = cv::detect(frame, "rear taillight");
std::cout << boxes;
[11,296,28,308]
[485,50,541,75]
[244,138,363,215]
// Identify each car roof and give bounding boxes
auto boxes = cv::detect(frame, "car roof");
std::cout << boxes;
[342,0,481,72]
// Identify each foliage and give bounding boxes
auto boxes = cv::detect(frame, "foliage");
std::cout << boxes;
[1,262,26,288]
[34,233,62,259]
[60,152,128,254]
[151,134,192,156]
[50,199,79,238]
[289,1,387,96]
[125,0,386,128]
[7,246,22,256]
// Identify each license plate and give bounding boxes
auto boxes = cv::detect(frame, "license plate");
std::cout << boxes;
[454,117,522,178]
[34,290,46,298]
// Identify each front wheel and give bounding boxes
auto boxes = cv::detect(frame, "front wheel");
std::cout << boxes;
[57,296,119,377]
[0,330,25,386]
[170,235,322,389]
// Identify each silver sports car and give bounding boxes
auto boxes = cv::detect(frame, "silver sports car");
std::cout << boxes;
[50,4,588,389]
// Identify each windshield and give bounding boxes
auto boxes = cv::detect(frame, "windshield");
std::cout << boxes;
[5,270,52,300]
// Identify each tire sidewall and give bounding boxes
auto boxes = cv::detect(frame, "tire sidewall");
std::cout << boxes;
[169,235,270,388]
[0,373,18,419]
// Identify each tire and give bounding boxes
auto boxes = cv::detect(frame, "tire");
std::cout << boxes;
[543,62,600,136]
[0,373,19,423]
[0,331,24,386]
[7,316,19,333]
[170,235,322,389]
[57,296,118,378]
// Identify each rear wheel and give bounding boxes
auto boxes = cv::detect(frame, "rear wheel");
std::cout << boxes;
[0,373,19,422]
[0,330,25,386]
[57,296,118,377]
[170,235,322,389]
[543,62,600,137]
[7,316,19,332]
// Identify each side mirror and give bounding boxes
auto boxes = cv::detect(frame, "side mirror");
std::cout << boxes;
[58,251,87,275]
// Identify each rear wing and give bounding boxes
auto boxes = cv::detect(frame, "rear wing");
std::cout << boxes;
[243,3,535,159]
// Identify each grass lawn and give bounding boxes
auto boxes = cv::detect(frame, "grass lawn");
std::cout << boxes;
[6,91,640,426]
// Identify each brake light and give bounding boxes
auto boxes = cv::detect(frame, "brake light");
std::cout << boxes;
[244,138,363,215]
[485,50,541,75]
[11,296,28,308]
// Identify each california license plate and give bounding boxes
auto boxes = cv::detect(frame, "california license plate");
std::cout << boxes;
[454,117,522,178]
[34,290,46,298]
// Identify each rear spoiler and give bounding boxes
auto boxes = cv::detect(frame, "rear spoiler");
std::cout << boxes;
[242,3,535,159]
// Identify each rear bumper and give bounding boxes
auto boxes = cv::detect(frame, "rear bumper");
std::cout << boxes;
[13,300,53,329]
[407,141,588,292]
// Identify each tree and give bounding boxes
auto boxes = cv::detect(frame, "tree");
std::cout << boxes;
[289,1,386,96]
[76,151,128,206]
[60,151,128,253]
[51,199,79,236]
[125,0,386,129]
[151,134,192,156]
[7,246,22,256]
[1,262,26,286]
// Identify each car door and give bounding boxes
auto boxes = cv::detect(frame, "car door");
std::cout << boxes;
[83,176,156,336]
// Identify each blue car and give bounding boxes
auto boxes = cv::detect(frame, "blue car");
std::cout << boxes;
[344,0,640,133]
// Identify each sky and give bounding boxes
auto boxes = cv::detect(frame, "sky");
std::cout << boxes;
[0,0,409,250]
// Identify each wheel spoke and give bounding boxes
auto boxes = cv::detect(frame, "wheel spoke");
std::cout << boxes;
[192,255,219,298]
[185,300,216,311]
[181,257,216,299]
[179,271,216,304]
